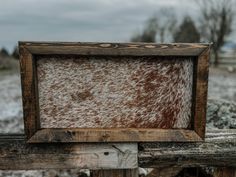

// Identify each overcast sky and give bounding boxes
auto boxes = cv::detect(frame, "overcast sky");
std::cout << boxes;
[0,0,235,52]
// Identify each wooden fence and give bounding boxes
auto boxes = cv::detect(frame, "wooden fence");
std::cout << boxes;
[0,129,235,177]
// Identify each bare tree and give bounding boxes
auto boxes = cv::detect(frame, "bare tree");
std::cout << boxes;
[173,16,200,43]
[131,17,158,42]
[197,0,234,66]
[130,8,176,43]
[157,8,177,43]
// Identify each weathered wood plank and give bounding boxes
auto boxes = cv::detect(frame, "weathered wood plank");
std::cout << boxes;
[28,128,202,143]
[0,130,235,170]
[139,129,236,168]
[0,139,138,170]
[19,42,209,56]
[193,47,210,139]
[19,45,39,140]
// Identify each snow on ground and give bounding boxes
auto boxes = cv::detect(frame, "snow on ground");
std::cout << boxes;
[208,67,236,102]
[207,99,236,129]
[0,74,22,120]
[0,73,23,133]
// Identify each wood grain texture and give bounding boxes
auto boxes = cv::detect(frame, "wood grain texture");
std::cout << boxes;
[193,47,210,139]
[0,136,137,170]
[27,128,202,143]
[0,130,234,170]
[139,129,236,168]
[37,56,193,129]
[19,42,210,56]
[19,45,40,140]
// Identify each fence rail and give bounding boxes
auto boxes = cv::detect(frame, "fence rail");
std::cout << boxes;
[139,129,236,168]
[0,129,235,170]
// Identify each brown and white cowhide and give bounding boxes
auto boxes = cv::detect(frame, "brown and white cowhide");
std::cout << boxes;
[37,56,193,129]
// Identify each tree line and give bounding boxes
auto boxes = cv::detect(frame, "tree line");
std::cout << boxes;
[130,0,234,66]
[0,47,18,59]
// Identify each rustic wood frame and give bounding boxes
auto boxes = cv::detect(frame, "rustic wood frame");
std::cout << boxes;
[19,42,210,143]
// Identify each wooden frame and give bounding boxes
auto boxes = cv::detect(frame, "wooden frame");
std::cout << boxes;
[19,42,210,143]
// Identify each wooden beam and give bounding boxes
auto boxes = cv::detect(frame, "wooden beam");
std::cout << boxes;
[0,130,235,170]
[139,129,236,168]
[0,136,137,170]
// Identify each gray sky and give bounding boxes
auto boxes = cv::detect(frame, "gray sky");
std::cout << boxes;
[0,0,234,52]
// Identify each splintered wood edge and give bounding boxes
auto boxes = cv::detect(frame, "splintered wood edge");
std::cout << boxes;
[27,129,202,143]
[19,42,210,56]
